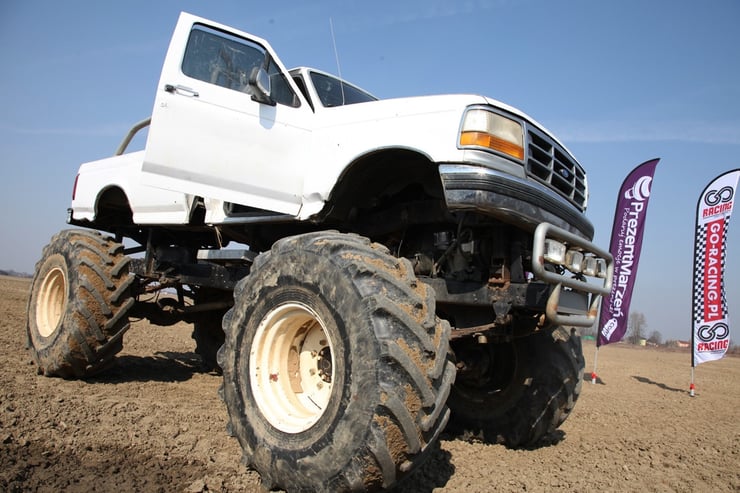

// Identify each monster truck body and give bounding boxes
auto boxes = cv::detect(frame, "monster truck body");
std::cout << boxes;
[28,12,612,492]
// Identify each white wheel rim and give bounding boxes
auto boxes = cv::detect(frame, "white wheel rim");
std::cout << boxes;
[250,302,335,433]
[36,266,66,338]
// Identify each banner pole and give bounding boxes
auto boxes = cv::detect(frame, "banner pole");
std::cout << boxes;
[591,346,599,384]
[690,220,696,397]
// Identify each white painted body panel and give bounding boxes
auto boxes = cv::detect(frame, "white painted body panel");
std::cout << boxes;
[72,151,192,224]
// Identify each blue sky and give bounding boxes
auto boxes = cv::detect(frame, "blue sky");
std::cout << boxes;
[1,0,738,343]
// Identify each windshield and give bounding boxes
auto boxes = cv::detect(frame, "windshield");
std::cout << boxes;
[309,71,377,107]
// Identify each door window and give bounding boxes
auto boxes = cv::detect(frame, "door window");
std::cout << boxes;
[182,24,299,107]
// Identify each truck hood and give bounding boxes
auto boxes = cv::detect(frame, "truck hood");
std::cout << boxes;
[311,93,485,123]
[311,92,572,155]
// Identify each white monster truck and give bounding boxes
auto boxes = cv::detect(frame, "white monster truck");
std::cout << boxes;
[26,12,612,492]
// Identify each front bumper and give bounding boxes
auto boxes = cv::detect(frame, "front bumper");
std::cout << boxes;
[439,163,594,240]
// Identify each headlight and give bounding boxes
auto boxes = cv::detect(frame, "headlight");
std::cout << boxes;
[459,108,524,160]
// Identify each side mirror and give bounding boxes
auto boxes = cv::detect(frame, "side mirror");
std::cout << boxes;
[249,67,275,106]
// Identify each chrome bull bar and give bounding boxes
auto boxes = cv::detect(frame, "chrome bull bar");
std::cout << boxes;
[531,222,614,327]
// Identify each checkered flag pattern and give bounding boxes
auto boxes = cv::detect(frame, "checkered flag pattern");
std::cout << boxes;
[692,223,707,324]
[693,218,730,324]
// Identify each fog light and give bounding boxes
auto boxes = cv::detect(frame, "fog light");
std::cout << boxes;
[582,256,597,276]
[565,250,584,273]
[543,239,566,264]
[595,258,608,278]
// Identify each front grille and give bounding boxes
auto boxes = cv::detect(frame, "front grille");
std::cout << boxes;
[526,128,587,211]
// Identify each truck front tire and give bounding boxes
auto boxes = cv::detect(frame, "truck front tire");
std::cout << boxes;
[26,230,135,378]
[218,231,455,492]
[448,326,584,447]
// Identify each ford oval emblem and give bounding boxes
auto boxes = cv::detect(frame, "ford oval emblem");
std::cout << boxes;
[558,167,570,179]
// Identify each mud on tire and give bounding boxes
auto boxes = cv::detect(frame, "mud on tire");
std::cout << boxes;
[26,229,135,378]
[448,326,584,447]
[218,231,455,492]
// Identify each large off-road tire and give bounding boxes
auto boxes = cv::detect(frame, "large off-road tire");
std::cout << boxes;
[448,326,584,447]
[218,231,455,493]
[26,230,135,378]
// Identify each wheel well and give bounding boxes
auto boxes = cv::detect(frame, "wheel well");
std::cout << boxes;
[326,149,446,235]
[95,186,133,227]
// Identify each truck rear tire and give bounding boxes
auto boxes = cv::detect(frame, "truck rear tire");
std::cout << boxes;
[26,230,135,378]
[191,288,228,373]
[448,326,584,447]
[192,320,225,373]
[218,231,455,492]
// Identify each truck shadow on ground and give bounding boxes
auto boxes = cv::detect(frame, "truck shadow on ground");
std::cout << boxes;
[392,428,568,491]
[631,375,685,393]
[388,442,454,492]
[88,352,208,384]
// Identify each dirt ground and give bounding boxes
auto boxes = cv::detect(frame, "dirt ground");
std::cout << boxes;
[1,274,738,492]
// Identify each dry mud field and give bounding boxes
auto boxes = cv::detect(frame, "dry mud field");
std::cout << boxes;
[1,274,738,492]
